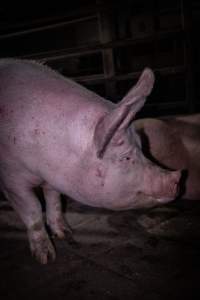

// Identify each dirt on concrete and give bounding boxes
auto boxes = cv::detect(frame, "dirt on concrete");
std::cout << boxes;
[0,195,200,300]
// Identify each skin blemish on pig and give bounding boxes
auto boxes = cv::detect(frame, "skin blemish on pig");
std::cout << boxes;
[95,167,103,178]
[95,167,105,186]
[30,221,43,232]
[13,136,16,144]
[34,128,40,135]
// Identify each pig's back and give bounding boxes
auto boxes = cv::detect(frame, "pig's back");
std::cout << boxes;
[0,58,109,145]
[0,58,108,111]
[0,59,109,174]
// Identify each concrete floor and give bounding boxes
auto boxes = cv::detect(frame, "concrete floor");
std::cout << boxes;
[0,195,200,300]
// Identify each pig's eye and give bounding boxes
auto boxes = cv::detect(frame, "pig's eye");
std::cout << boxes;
[123,156,135,165]
[120,156,131,162]
[119,151,133,162]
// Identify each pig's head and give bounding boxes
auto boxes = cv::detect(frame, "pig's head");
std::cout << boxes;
[93,68,181,210]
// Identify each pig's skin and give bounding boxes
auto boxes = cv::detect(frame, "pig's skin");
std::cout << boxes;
[135,115,200,200]
[0,59,180,263]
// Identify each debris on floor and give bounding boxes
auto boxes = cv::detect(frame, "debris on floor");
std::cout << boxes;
[1,196,200,300]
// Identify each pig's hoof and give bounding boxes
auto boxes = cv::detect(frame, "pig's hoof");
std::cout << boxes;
[28,230,56,264]
[47,215,73,239]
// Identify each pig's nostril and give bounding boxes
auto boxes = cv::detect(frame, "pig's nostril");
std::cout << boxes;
[172,170,182,183]
[170,170,181,196]
[172,182,180,197]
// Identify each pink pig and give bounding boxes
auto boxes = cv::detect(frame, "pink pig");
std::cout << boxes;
[0,59,180,263]
[135,114,200,201]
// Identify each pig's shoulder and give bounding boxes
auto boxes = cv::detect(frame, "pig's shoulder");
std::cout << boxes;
[134,117,183,154]
[0,58,61,78]
[172,114,200,126]
[134,118,172,137]
[134,118,188,169]
[161,114,200,141]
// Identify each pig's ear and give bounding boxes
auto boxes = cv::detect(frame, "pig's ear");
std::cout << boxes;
[94,68,154,158]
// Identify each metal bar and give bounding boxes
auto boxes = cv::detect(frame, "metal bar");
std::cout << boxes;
[97,4,116,99]
[115,66,186,81]
[72,74,105,83]
[0,15,97,40]
[18,28,184,62]
[0,7,97,32]
[181,0,195,112]
[71,66,185,84]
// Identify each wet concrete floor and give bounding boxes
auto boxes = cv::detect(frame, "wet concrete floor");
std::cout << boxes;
[0,195,200,300]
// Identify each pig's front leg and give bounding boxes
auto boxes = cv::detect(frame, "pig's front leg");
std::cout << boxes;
[43,184,72,239]
[4,184,56,264]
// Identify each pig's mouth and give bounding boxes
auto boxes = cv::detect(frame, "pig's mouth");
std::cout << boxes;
[151,180,180,203]
[145,185,179,205]
[141,169,181,205]
[133,181,180,209]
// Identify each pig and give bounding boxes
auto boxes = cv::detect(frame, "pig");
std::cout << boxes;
[135,114,200,201]
[0,58,180,264]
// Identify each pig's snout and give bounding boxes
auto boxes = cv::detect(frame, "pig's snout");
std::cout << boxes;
[145,168,182,202]
[167,170,181,199]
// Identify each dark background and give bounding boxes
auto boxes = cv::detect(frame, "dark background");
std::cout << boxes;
[0,0,199,117]
[1,2,200,299]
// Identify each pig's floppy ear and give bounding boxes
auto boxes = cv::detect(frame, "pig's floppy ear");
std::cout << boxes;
[94,68,154,158]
